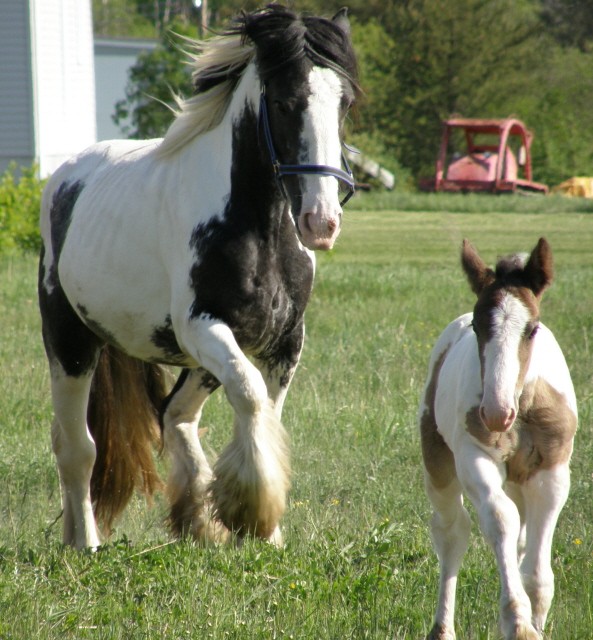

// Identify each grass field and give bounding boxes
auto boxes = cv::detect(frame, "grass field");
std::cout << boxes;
[1,198,592,638]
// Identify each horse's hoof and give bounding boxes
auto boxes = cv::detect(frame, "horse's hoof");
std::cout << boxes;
[426,622,456,640]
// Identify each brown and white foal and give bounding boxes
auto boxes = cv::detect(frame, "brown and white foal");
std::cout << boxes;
[418,238,577,640]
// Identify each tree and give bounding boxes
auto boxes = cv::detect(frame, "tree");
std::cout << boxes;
[112,23,196,138]
[93,0,201,37]
[540,0,593,52]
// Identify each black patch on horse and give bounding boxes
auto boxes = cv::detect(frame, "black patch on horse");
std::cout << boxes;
[39,250,103,377]
[39,180,103,377]
[188,105,314,362]
[151,315,187,365]
[49,180,84,264]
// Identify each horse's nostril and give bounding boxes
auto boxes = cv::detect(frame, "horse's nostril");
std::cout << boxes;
[327,218,337,232]
[302,212,312,232]
[505,408,517,428]
[479,406,487,426]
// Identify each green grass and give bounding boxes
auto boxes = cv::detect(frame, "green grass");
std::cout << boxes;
[1,205,592,638]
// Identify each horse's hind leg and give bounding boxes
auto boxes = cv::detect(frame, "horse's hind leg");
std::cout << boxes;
[40,269,102,548]
[50,366,100,548]
[161,368,227,542]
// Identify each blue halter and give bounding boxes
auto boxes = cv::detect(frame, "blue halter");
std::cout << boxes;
[258,89,356,206]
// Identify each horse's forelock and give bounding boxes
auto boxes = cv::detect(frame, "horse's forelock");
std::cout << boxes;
[236,5,358,89]
[494,253,532,288]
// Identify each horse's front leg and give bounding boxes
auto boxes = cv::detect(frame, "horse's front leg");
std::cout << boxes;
[519,465,570,635]
[253,321,305,547]
[183,314,290,544]
[457,443,539,640]
[424,473,471,640]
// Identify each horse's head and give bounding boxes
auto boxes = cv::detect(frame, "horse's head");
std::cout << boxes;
[461,238,554,432]
[245,6,359,250]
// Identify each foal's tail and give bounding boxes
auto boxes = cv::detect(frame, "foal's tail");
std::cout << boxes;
[87,345,169,533]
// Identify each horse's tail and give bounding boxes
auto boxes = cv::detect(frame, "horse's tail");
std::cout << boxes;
[87,345,169,533]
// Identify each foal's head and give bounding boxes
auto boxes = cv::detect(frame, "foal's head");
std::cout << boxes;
[461,238,554,432]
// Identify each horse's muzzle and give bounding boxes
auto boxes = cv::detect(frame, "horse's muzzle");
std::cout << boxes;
[297,209,342,250]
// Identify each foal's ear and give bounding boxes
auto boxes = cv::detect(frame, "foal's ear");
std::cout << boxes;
[332,7,351,36]
[524,237,554,297]
[461,239,495,295]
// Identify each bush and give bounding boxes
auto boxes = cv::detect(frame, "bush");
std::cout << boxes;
[0,164,45,254]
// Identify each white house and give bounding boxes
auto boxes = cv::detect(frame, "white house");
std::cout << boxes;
[94,37,156,141]
[0,0,96,177]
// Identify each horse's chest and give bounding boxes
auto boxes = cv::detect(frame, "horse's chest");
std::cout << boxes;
[191,238,314,353]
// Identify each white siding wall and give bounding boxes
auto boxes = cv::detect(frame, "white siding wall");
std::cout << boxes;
[30,0,96,176]
[0,1,35,174]
[0,1,96,177]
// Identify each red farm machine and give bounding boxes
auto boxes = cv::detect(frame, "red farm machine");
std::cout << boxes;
[428,117,548,194]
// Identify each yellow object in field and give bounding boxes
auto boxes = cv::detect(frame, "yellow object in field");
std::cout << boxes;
[551,177,593,198]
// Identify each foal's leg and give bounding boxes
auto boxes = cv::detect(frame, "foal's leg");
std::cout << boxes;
[505,481,527,567]
[162,368,226,542]
[425,474,471,640]
[519,465,570,634]
[183,315,290,543]
[457,444,539,640]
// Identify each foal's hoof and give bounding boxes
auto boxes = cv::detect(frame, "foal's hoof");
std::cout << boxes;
[426,622,456,640]
[510,624,540,640]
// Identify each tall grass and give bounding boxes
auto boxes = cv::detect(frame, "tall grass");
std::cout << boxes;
[1,209,592,638]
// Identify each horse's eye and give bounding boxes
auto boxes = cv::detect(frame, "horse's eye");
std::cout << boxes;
[527,324,540,340]
[274,100,290,115]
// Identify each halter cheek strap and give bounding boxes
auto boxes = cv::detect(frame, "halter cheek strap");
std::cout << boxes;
[258,89,356,206]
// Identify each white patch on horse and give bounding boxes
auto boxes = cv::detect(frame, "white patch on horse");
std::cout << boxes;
[480,292,532,431]
[296,67,345,250]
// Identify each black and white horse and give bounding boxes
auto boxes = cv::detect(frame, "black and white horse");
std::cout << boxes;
[38,5,359,549]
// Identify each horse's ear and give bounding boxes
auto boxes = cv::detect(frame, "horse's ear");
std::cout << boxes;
[524,237,554,297]
[461,239,494,295]
[332,7,351,36]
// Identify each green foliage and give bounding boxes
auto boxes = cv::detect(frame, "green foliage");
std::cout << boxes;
[0,164,44,254]
[112,22,197,139]
[512,46,593,184]
[93,0,157,38]
[540,0,593,52]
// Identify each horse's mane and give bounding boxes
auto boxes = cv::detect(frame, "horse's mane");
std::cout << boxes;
[154,5,358,159]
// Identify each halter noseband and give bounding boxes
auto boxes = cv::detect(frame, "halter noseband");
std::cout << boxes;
[258,89,356,206]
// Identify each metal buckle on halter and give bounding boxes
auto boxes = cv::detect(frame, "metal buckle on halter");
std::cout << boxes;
[259,89,356,206]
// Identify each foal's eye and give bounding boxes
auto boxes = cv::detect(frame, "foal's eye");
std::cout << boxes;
[527,323,540,340]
